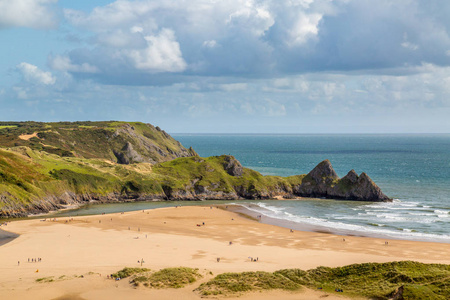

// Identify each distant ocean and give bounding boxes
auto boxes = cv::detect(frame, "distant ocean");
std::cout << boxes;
[172,134,450,243]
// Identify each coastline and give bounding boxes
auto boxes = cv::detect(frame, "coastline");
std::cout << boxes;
[225,201,450,244]
[0,205,449,299]
[16,198,450,244]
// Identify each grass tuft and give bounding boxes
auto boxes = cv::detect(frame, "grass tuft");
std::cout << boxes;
[111,267,150,279]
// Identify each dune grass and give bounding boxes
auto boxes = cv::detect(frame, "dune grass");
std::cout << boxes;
[196,261,450,299]
[196,271,302,296]
[112,267,203,288]
[111,267,150,279]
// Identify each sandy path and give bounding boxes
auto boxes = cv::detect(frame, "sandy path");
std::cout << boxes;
[0,206,448,300]
[18,132,38,140]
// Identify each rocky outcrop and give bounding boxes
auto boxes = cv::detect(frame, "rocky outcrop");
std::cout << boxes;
[113,142,148,164]
[223,156,243,177]
[111,123,193,164]
[293,160,339,198]
[294,160,391,202]
[332,171,391,201]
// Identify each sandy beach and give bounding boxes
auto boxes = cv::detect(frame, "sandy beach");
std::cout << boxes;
[0,205,449,300]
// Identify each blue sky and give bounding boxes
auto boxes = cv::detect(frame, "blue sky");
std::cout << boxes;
[1,0,450,133]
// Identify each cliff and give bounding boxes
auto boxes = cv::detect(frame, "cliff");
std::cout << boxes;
[0,122,391,218]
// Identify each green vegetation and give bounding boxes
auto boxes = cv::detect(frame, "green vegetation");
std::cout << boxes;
[137,267,202,288]
[112,267,202,289]
[0,125,18,130]
[111,267,150,279]
[0,121,192,164]
[153,155,297,198]
[196,261,450,299]
[36,276,54,283]
[196,271,302,296]
[0,143,303,217]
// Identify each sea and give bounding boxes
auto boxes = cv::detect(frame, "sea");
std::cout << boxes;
[53,134,450,243]
[174,134,450,243]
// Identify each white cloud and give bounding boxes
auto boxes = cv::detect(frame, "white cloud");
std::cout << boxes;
[49,55,99,73]
[226,2,274,36]
[59,0,336,81]
[203,40,218,48]
[17,62,56,85]
[130,26,143,33]
[127,28,187,73]
[287,12,322,46]
[0,0,58,29]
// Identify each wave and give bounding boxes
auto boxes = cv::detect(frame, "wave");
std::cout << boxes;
[239,202,450,243]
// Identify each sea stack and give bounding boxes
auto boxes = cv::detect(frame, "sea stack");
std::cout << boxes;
[294,160,391,202]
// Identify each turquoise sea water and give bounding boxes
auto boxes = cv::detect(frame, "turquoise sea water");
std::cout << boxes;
[52,134,449,243]
[172,134,450,243]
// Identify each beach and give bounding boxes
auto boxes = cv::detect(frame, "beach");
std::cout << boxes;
[0,206,449,300]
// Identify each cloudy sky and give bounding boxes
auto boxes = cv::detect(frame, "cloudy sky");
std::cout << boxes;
[1,0,450,133]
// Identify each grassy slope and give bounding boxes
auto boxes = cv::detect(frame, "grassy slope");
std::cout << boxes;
[196,261,450,299]
[105,262,449,299]
[152,155,300,196]
[0,146,302,214]
[0,121,193,163]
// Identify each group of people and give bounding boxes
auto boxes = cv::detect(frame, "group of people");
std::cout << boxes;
[17,257,43,266]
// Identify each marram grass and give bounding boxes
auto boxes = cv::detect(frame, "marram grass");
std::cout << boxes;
[195,261,450,299]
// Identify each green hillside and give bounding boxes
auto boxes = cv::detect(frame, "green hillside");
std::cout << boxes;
[0,145,296,217]
[0,121,196,164]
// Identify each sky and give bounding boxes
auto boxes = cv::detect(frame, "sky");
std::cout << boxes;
[1,0,450,133]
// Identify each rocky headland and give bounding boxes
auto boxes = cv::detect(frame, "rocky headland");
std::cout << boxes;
[0,121,390,218]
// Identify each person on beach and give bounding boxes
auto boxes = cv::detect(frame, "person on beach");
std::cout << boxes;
[18,261,20,266]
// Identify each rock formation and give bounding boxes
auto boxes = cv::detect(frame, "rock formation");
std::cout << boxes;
[294,160,390,201]
[223,156,244,177]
